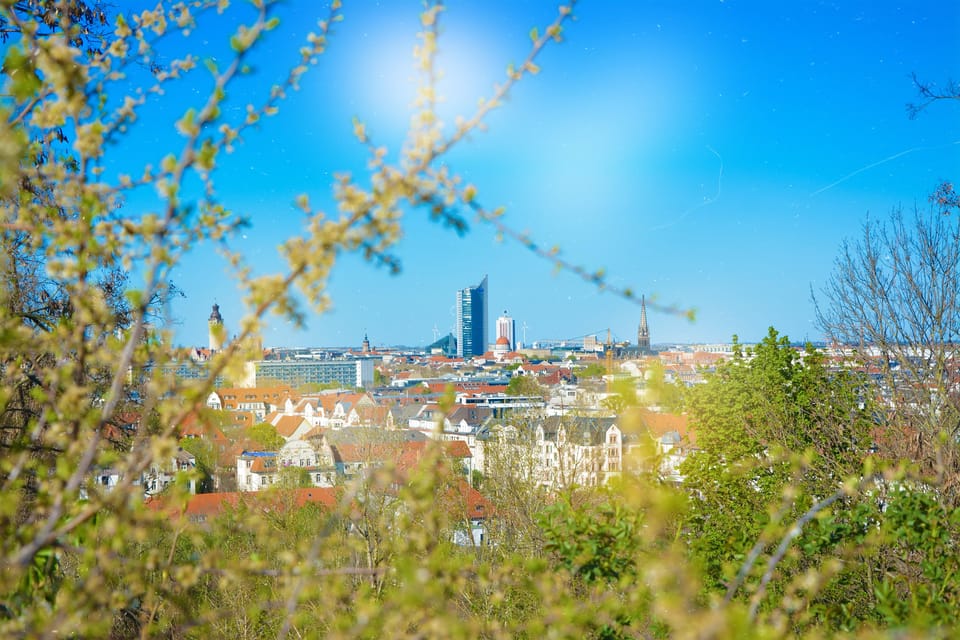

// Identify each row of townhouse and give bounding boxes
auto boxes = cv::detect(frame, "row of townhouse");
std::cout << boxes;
[484,416,623,489]
[236,429,474,491]
[480,408,696,490]
[254,391,395,430]
[201,373,695,492]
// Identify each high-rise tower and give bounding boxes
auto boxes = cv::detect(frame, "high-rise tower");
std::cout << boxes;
[208,303,225,352]
[496,310,516,351]
[637,296,651,354]
[456,276,488,358]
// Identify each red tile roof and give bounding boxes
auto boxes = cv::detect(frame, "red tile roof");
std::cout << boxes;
[148,487,339,520]
[632,408,693,443]
[177,412,229,443]
[455,479,495,519]
[250,457,277,473]
[444,440,473,459]
[332,442,403,464]
[273,415,308,438]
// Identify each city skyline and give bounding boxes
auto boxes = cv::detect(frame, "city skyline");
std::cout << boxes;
[141,1,959,348]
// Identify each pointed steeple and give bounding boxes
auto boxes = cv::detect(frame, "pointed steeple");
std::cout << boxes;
[637,296,651,354]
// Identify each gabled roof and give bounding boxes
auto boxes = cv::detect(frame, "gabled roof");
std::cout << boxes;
[395,441,467,473]
[292,398,316,413]
[177,412,230,443]
[394,404,425,423]
[443,440,473,459]
[223,411,258,428]
[540,415,617,445]
[353,404,391,426]
[628,408,693,444]
[250,456,278,473]
[316,394,340,413]
[302,425,326,440]
[331,438,469,467]
[219,443,245,468]
[273,415,309,438]
[331,442,402,464]
[454,479,495,520]
[414,403,442,419]
[447,405,493,428]
[101,412,139,443]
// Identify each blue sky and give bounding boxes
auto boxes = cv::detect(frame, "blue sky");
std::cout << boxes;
[127,1,959,349]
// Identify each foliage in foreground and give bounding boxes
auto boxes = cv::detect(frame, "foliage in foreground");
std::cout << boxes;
[1,0,959,637]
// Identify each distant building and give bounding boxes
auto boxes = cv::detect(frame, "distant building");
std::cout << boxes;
[496,310,515,351]
[493,335,510,358]
[426,332,457,356]
[208,303,224,352]
[236,451,278,491]
[160,360,226,387]
[253,358,374,389]
[456,275,488,358]
[637,296,651,355]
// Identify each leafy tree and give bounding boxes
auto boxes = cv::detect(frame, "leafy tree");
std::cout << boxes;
[178,436,216,493]
[277,465,312,488]
[681,329,877,613]
[479,418,551,557]
[505,373,545,398]
[601,377,638,414]
[470,468,484,490]
[293,379,354,393]
[540,490,641,583]
[248,422,285,451]
[577,362,607,378]
[642,359,685,412]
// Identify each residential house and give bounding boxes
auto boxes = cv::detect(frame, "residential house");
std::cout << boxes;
[278,438,337,487]
[266,413,313,441]
[449,479,496,546]
[141,448,197,496]
[207,386,294,419]
[534,415,622,488]
[236,451,279,491]
[622,408,694,483]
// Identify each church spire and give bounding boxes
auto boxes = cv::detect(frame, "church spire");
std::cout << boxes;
[637,296,651,354]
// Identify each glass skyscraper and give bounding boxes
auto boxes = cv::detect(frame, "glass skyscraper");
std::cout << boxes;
[456,275,488,358]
